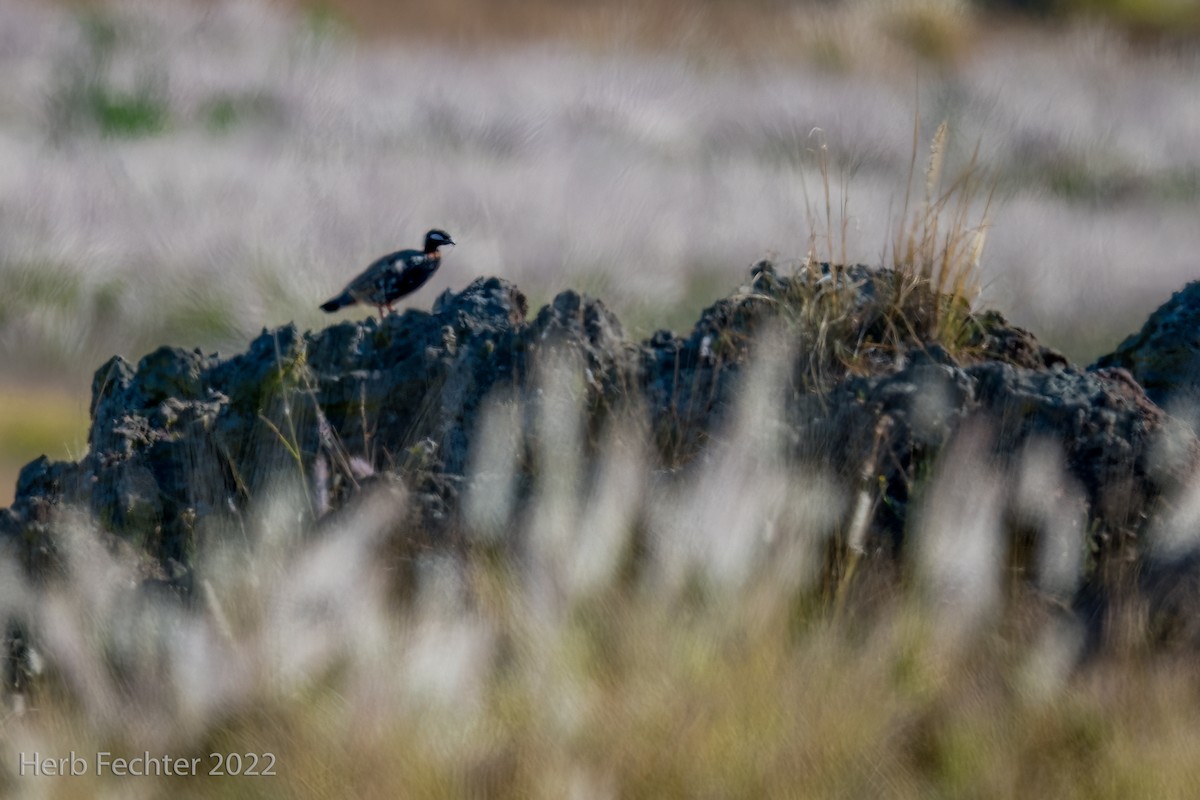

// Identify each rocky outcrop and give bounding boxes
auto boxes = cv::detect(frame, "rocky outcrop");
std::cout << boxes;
[3,277,628,573]
[798,355,1177,553]
[2,266,1195,604]
[1094,281,1200,410]
[1091,282,1200,648]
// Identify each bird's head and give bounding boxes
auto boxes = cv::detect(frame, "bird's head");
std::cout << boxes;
[423,229,455,254]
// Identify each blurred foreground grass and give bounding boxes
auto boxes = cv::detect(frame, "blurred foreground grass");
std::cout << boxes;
[158,614,1200,799]
[21,600,1200,798]
[6,465,1200,798]
[0,386,88,506]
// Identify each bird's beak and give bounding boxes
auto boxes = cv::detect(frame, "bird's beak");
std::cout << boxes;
[446,237,456,246]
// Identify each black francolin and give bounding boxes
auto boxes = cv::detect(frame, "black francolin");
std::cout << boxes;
[321,229,455,317]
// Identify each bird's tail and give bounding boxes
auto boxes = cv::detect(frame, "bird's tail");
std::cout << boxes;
[320,291,353,313]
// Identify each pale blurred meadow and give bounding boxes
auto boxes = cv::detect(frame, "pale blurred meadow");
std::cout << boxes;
[5,1,1200,368]
[4,1,1200,796]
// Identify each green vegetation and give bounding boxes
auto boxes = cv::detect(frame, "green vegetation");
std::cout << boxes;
[47,10,170,139]
[0,387,88,505]
[300,1,354,41]
[84,82,169,139]
[200,93,281,135]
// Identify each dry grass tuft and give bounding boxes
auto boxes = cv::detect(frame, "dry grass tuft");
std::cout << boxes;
[889,116,993,347]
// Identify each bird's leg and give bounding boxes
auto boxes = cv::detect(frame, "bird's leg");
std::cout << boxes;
[376,305,386,321]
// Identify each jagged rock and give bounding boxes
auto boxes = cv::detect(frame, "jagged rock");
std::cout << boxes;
[2,277,630,572]
[796,355,1180,553]
[1,266,1194,618]
[1089,282,1200,648]
[1094,281,1200,409]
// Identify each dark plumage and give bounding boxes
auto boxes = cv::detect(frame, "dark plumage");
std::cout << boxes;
[321,229,455,316]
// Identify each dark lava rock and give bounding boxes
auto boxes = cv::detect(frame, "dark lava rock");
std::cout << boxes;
[1,277,629,574]
[1092,281,1200,648]
[1094,281,1200,409]
[2,266,1195,625]
[797,356,1178,556]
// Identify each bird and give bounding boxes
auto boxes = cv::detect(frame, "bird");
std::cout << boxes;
[320,229,455,317]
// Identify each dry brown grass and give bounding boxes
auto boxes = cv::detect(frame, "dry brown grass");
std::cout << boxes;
[53,0,982,66]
